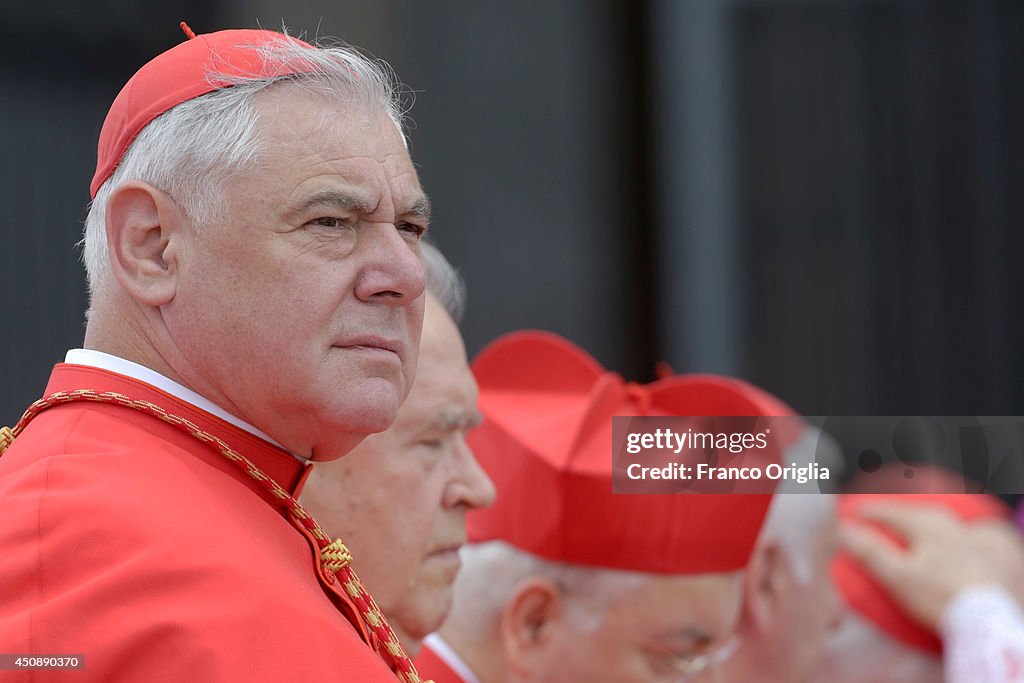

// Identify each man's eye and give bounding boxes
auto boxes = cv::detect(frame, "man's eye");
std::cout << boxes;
[397,222,426,239]
[310,217,353,229]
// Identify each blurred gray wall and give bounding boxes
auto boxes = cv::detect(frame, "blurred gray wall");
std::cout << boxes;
[1,0,1021,427]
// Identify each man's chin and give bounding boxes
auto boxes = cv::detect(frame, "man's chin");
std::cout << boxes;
[302,399,400,460]
[345,382,405,429]
[424,547,463,580]
[397,590,455,648]
[307,431,370,461]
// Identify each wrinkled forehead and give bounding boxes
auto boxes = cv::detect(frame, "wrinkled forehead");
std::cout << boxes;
[421,296,466,358]
[256,78,407,145]
[396,299,475,421]
[253,89,415,188]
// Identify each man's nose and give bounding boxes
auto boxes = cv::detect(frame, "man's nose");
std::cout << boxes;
[352,223,427,305]
[443,436,497,510]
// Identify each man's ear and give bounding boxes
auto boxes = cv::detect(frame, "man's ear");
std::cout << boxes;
[105,181,189,306]
[743,542,787,632]
[499,578,563,678]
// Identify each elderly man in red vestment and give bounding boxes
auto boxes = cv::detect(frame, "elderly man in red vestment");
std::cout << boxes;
[0,25,433,682]
[415,331,792,683]
[712,463,843,682]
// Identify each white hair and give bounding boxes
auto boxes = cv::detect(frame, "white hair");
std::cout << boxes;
[758,426,842,583]
[421,239,467,323]
[820,611,943,683]
[446,541,646,640]
[759,492,835,584]
[81,34,408,303]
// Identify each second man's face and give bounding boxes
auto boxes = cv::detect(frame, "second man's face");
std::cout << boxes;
[528,571,744,683]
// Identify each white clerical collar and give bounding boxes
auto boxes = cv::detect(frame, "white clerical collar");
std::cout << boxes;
[65,349,307,463]
[423,633,481,683]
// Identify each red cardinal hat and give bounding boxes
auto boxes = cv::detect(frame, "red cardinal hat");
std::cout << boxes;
[91,26,313,197]
[466,330,803,575]
[834,488,1011,655]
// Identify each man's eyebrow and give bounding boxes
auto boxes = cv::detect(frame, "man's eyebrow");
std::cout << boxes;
[290,189,373,216]
[405,196,432,222]
[291,190,431,224]
[433,409,482,431]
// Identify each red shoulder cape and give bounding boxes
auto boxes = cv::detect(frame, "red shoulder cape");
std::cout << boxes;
[0,364,396,681]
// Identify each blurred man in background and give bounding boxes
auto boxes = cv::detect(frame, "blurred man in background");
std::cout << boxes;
[716,490,839,683]
[417,331,792,682]
[302,241,496,655]
[697,397,843,683]
[824,492,1024,683]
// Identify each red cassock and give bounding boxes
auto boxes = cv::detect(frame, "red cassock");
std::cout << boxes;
[0,364,397,681]
[413,642,469,683]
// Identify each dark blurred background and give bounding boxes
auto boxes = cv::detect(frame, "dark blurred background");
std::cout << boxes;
[1,0,1022,427]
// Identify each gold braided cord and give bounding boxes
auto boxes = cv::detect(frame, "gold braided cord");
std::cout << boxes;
[1,390,432,683]
[0,426,13,454]
[321,537,354,575]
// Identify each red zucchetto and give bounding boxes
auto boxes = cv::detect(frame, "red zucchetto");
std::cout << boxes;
[834,488,1010,654]
[91,28,313,197]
